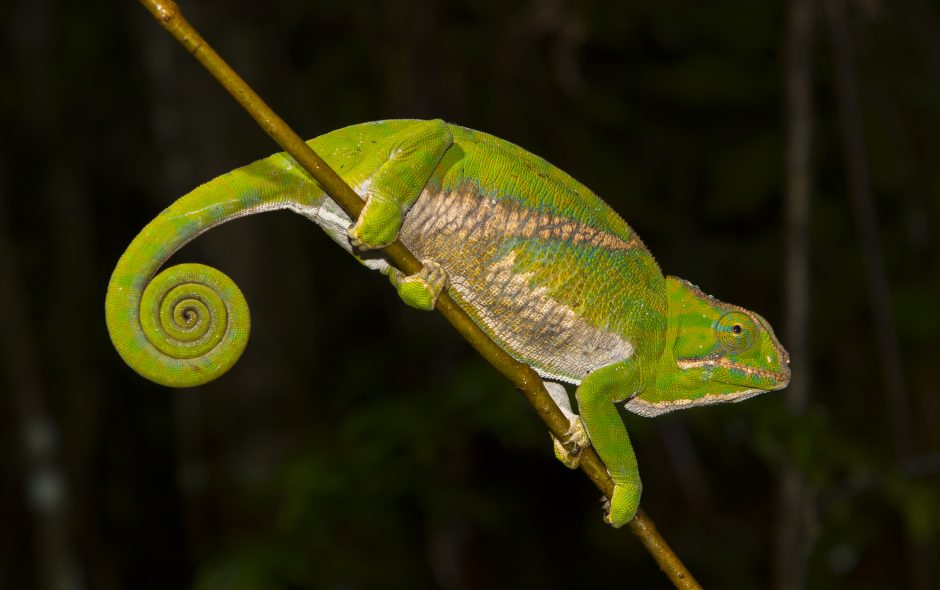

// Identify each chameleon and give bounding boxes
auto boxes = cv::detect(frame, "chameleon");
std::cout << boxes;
[105,119,790,527]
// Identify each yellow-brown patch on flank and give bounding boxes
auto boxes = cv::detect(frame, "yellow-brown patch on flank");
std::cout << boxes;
[402,185,639,252]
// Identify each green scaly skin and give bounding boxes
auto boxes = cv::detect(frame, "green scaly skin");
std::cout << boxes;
[106,119,790,527]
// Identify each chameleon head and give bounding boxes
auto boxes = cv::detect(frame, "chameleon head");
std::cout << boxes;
[625,276,790,417]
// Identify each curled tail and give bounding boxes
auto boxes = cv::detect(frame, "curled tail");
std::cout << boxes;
[105,152,324,387]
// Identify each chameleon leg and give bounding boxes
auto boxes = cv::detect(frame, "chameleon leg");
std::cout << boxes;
[348,119,454,250]
[545,381,590,469]
[575,363,642,527]
[387,259,447,311]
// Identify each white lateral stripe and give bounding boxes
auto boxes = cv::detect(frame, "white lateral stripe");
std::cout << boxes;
[624,388,765,417]
[676,357,787,381]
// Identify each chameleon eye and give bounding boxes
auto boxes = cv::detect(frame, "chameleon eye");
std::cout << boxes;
[716,312,756,353]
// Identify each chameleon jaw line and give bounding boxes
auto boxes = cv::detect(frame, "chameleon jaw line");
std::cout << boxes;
[676,356,791,387]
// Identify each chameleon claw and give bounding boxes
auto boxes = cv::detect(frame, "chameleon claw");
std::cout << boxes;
[552,417,590,469]
[347,222,383,251]
[419,259,447,292]
[346,224,364,249]
[563,416,590,449]
[553,437,579,469]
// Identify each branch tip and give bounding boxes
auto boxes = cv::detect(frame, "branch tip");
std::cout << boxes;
[141,0,178,25]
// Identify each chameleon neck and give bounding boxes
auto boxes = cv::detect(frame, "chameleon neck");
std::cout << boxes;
[105,152,319,387]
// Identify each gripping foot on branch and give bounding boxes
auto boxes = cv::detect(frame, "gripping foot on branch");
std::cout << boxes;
[388,259,447,311]
[553,417,590,469]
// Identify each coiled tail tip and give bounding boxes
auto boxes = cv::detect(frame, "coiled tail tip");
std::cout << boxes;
[105,263,251,388]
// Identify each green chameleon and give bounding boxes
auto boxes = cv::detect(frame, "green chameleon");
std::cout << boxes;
[106,119,790,527]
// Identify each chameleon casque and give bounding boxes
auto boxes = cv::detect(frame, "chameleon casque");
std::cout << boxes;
[106,119,790,527]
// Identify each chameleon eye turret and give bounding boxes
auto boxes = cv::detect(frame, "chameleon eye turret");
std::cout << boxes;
[716,311,757,353]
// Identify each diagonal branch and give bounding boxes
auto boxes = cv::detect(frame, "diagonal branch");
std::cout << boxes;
[138,1,701,587]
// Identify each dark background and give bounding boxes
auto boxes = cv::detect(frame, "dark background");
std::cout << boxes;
[2,0,939,588]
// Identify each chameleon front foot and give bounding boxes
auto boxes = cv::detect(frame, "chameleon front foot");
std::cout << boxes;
[347,196,403,251]
[552,417,590,469]
[601,480,642,528]
[389,259,447,311]
[346,120,454,251]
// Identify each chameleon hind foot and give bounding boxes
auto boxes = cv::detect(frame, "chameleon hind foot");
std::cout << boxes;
[389,259,447,311]
[552,417,590,469]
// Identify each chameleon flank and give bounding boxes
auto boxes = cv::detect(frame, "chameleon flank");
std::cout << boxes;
[106,119,790,526]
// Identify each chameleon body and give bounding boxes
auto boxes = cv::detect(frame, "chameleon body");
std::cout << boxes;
[106,119,790,526]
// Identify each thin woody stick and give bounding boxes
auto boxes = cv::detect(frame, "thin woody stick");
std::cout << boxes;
[137,1,701,587]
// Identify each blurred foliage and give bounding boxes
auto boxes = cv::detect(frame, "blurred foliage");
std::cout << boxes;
[2,0,939,589]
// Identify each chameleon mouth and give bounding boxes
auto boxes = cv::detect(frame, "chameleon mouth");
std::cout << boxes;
[676,356,791,390]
